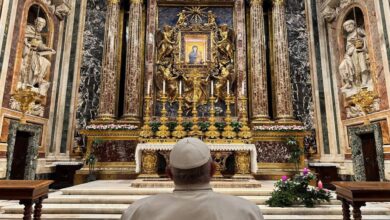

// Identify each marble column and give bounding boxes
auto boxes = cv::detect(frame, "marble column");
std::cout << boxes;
[249,0,270,124]
[96,0,121,121]
[122,0,143,124]
[272,0,295,122]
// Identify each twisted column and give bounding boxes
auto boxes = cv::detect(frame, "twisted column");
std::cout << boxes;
[272,0,295,122]
[249,0,270,124]
[123,0,144,124]
[97,0,121,121]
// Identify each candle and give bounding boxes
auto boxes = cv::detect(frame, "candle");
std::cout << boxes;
[227,80,230,95]
[241,81,245,96]
[318,180,323,190]
[211,80,214,96]
[147,80,151,95]
[179,80,182,96]
[163,80,166,95]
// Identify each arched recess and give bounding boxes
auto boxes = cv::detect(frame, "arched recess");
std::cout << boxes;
[335,4,379,120]
[10,1,56,117]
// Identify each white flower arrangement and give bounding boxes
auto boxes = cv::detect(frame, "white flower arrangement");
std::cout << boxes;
[85,124,138,130]
[253,125,306,131]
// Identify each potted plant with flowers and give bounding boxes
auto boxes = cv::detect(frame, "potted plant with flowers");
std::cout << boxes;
[266,168,331,208]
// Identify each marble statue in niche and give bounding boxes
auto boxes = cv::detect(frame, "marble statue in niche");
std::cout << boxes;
[339,20,371,94]
[10,10,55,117]
[337,14,379,118]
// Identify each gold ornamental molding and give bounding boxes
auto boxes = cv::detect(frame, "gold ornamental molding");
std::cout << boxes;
[107,0,121,5]
[272,0,285,6]
[79,129,140,137]
[130,0,144,4]
[250,0,264,5]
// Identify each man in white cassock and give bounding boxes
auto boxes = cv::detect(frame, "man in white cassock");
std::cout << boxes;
[121,137,264,220]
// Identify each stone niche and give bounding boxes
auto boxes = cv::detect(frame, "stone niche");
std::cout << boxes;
[6,121,42,180]
[348,123,385,181]
[321,0,389,120]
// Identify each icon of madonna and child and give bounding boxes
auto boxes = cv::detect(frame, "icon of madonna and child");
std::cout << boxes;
[188,45,204,64]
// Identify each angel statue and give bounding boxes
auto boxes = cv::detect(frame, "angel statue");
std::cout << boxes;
[206,11,217,27]
[156,25,176,63]
[215,24,235,64]
[213,63,235,102]
[176,10,187,27]
[182,70,208,110]
[155,63,179,103]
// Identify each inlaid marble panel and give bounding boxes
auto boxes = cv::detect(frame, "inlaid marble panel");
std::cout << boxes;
[286,0,313,129]
[285,0,316,153]
[255,141,291,163]
[93,140,137,163]
[76,0,106,129]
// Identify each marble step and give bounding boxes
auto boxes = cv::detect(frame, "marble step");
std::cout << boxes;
[262,215,390,220]
[0,214,121,220]
[61,187,274,196]
[2,204,389,216]
[44,194,341,205]
[1,214,390,220]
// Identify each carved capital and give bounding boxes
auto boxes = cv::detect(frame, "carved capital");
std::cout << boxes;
[272,0,285,6]
[130,0,143,4]
[250,0,263,6]
[107,0,121,5]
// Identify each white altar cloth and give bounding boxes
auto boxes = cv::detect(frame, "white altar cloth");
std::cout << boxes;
[135,143,257,173]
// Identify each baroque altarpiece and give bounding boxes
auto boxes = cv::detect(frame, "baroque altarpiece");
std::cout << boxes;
[77,0,308,181]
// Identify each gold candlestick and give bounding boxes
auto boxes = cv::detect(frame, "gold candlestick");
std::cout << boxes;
[238,96,252,139]
[172,95,187,138]
[156,94,171,138]
[140,95,154,138]
[205,96,220,139]
[189,100,203,137]
[222,95,237,139]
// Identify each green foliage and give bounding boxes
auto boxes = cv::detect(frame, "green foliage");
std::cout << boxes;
[167,122,178,132]
[198,122,210,132]
[231,122,241,132]
[266,169,331,208]
[149,122,162,133]
[286,137,303,173]
[215,122,226,132]
[182,122,194,131]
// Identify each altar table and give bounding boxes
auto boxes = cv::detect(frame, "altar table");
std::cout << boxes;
[135,143,257,174]
[0,180,53,220]
[332,181,390,220]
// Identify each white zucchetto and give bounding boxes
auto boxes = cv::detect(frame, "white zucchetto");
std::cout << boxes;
[169,137,211,169]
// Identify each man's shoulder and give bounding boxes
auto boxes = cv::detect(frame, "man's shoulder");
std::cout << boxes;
[211,192,257,206]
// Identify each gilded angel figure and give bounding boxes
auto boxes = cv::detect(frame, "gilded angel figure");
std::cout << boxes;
[156,25,176,63]
[215,24,235,64]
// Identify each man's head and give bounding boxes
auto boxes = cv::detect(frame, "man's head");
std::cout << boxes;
[34,17,47,32]
[343,20,356,33]
[167,138,216,185]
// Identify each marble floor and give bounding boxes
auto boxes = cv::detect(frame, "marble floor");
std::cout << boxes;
[0,180,389,220]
